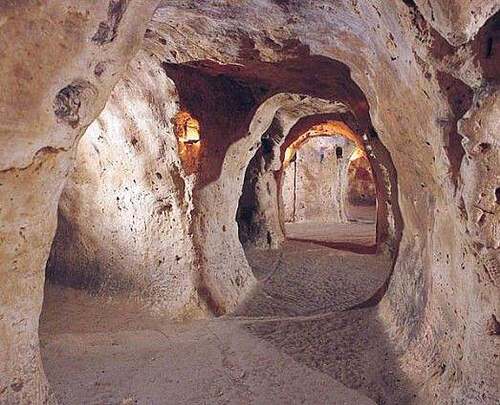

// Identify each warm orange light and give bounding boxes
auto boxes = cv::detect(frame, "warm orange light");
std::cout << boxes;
[174,111,202,175]
[283,145,297,168]
[175,111,201,143]
[184,118,200,143]
[290,121,363,151]
[281,121,366,169]
[349,146,365,161]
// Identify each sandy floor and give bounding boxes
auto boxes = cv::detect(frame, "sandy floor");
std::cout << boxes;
[40,232,411,404]
[40,297,375,405]
[238,241,388,317]
[284,222,376,247]
[284,205,377,248]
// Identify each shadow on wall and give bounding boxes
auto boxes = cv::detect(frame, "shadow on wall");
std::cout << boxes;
[237,150,265,247]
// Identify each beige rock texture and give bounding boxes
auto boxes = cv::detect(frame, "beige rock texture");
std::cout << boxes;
[347,155,377,207]
[0,1,157,403]
[46,51,203,317]
[237,145,286,249]
[415,0,500,46]
[0,0,499,404]
[281,136,355,223]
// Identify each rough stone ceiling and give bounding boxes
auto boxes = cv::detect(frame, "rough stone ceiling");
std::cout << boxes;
[1,1,499,404]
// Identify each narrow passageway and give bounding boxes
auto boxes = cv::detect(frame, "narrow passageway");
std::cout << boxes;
[35,25,401,400]
[273,122,379,250]
[40,102,394,403]
[3,3,498,405]
[40,223,398,405]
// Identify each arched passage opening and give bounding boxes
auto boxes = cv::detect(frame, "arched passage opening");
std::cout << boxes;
[282,136,356,225]
[233,100,398,321]
[3,2,498,405]
[279,129,377,249]
[237,114,392,255]
[38,55,404,403]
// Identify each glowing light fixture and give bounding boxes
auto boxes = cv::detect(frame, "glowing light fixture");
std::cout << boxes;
[175,111,201,144]
[349,146,365,161]
[283,145,297,167]
[184,118,200,143]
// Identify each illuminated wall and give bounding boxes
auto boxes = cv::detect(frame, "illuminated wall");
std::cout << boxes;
[282,136,355,223]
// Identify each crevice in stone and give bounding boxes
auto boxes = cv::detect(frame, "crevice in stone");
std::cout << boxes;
[0,146,68,173]
[435,71,473,189]
[91,0,129,45]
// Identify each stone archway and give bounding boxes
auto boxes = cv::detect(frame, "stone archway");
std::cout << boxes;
[1,2,499,404]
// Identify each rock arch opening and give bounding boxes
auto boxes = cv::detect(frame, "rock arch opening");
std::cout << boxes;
[2,2,499,405]
[279,129,378,249]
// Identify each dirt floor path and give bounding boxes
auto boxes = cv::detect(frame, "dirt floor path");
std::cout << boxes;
[40,239,410,404]
[284,221,376,247]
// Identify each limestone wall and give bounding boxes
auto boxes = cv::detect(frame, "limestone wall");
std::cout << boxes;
[0,1,157,402]
[282,136,355,223]
[46,51,202,317]
[1,1,499,404]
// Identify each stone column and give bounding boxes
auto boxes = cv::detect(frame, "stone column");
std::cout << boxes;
[335,140,356,223]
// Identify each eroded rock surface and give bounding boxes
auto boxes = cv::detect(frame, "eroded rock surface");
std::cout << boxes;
[46,51,203,317]
[0,2,157,403]
[415,0,500,45]
[1,1,499,404]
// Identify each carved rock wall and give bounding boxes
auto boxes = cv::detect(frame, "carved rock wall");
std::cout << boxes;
[282,136,355,223]
[1,1,499,404]
[0,1,157,403]
[46,51,203,317]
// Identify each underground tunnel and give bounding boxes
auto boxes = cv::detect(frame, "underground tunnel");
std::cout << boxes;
[1,1,499,405]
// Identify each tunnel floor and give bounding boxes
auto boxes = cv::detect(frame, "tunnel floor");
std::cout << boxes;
[39,230,410,404]
[284,222,376,247]
[283,205,377,248]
